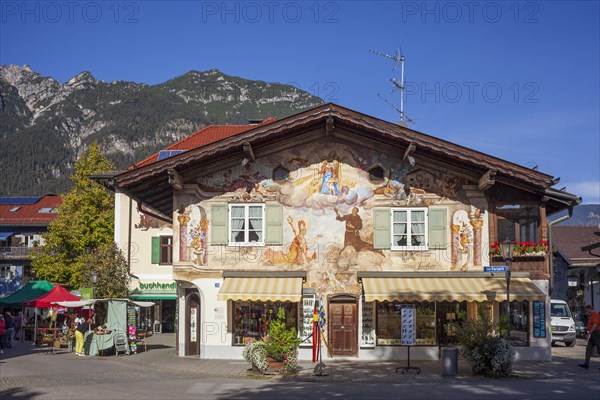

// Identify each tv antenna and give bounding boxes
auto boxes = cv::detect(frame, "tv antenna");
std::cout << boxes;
[370,47,413,125]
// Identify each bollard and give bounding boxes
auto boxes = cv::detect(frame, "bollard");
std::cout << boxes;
[441,346,458,376]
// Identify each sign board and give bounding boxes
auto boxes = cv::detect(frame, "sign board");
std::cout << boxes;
[567,277,579,287]
[484,266,508,272]
[532,301,546,338]
[401,307,416,346]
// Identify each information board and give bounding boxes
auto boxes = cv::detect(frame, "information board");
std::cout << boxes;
[532,301,546,338]
[401,307,416,346]
[300,294,315,346]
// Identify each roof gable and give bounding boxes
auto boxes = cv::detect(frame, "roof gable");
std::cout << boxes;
[111,103,579,221]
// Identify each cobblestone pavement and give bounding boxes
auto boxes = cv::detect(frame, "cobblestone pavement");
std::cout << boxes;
[1,335,599,399]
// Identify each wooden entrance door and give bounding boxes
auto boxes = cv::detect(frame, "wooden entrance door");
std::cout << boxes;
[186,293,200,356]
[329,300,358,356]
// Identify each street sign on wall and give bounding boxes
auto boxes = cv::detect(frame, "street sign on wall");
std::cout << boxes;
[484,266,508,272]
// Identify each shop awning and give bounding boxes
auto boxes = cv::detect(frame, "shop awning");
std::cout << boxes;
[0,231,15,241]
[361,276,546,302]
[217,277,303,302]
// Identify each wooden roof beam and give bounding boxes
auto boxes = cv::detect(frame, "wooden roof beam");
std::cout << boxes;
[243,142,255,163]
[479,169,497,191]
[167,168,183,191]
[325,116,334,136]
[403,142,417,166]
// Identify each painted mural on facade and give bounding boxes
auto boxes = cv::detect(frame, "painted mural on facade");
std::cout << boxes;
[175,143,490,298]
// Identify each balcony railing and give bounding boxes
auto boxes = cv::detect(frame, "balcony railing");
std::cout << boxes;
[0,247,33,259]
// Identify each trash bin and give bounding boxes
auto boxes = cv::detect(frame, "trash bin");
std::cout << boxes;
[441,346,458,376]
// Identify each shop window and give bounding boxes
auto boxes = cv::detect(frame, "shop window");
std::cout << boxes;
[376,302,436,345]
[229,204,264,245]
[232,301,298,345]
[391,208,428,250]
[500,300,529,346]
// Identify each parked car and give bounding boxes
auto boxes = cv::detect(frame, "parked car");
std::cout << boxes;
[550,299,576,347]
[574,313,588,337]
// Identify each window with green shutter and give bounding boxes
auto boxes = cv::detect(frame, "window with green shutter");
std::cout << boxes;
[210,204,228,245]
[151,236,160,264]
[265,204,283,245]
[373,208,391,249]
[428,208,447,249]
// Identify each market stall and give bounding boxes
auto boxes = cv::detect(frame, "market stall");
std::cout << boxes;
[54,298,154,356]
[23,285,80,346]
[0,280,54,341]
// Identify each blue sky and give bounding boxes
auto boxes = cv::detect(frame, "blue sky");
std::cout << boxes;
[1,0,598,204]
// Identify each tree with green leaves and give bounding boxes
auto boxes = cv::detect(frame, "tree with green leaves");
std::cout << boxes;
[32,142,121,293]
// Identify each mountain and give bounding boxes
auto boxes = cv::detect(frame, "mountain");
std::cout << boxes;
[549,204,600,227]
[0,65,323,195]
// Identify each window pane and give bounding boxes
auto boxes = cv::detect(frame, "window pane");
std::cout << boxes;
[393,211,407,222]
[497,219,516,242]
[411,210,425,222]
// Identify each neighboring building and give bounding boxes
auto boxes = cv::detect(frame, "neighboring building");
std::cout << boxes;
[552,226,600,314]
[102,103,580,361]
[0,195,62,296]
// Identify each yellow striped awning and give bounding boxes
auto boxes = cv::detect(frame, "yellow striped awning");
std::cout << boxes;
[217,277,303,302]
[362,277,545,302]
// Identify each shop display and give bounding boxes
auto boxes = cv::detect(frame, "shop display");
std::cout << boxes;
[376,302,436,345]
[300,294,315,346]
[232,301,297,346]
[361,301,375,346]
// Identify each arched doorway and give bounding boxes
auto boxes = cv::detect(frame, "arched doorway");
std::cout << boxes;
[328,294,358,356]
[185,289,201,356]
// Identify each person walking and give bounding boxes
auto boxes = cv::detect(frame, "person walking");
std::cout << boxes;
[4,311,14,349]
[0,313,6,354]
[75,318,91,356]
[14,311,22,341]
[578,304,600,369]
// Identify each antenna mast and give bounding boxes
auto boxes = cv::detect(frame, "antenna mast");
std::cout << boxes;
[370,48,412,125]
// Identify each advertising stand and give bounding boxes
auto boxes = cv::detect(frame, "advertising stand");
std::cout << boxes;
[395,306,421,374]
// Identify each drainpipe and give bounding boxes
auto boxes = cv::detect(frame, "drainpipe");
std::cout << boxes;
[547,206,574,297]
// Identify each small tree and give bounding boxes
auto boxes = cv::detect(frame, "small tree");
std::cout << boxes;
[243,308,301,373]
[79,242,130,298]
[32,142,115,288]
[457,309,515,377]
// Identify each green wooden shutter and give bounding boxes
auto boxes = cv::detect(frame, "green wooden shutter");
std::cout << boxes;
[428,208,447,249]
[265,204,283,245]
[210,204,228,245]
[373,208,391,249]
[151,236,160,264]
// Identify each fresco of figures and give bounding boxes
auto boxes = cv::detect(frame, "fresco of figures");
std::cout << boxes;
[175,142,490,297]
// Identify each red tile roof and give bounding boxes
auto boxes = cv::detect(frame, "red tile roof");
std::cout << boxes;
[0,195,62,225]
[131,118,276,169]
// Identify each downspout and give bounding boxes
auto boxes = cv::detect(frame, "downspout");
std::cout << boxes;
[547,206,574,296]
[128,196,132,275]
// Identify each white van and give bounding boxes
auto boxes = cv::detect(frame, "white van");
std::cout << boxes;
[550,299,576,347]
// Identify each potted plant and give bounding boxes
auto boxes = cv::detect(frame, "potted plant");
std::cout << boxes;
[242,308,301,374]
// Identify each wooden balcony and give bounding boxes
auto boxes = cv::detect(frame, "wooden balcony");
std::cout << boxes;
[490,255,549,280]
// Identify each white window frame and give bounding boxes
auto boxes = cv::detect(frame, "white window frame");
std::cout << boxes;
[228,203,265,246]
[390,207,428,251]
